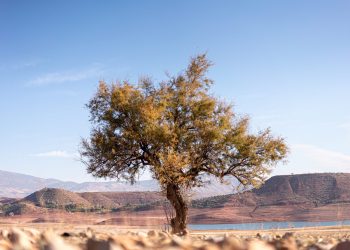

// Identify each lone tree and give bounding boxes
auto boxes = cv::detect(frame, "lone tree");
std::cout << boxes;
[80,54,288,235]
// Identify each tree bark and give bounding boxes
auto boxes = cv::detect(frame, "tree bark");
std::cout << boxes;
[166,183,188,235]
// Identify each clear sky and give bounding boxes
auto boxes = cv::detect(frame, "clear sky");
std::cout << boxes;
[1,1,349,182]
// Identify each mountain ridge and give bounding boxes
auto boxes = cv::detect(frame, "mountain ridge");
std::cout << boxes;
[0,169,236,198]
[194,172,350,208]
[2,172,350,224]
[0,188,166,215]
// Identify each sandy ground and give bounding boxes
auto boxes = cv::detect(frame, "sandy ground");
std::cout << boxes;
[1,211,350,249]
[0,223,350,249]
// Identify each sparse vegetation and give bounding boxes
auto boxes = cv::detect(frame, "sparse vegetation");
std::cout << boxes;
[1,203,22,215]
[191,194,231,209]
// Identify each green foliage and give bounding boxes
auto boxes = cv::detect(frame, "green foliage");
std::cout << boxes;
[111,200,164,212]
[1,203,24,215]
[191,194,231,209]
[45,202,58,209]
[81,54,288,190]
[63,204,107,213]
[64,203,77,211]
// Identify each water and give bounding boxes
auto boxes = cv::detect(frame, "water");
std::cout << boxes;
[189,220,350,230]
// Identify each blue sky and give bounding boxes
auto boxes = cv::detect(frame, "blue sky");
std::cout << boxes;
[0,1,349,182]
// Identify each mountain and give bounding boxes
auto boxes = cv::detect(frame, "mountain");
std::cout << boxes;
[23,188,92,208]
[252,173,350,206]
[0,188,166,215]
[0,170,237,198]
[2,173,350,224]
[189,173,350,223]
[194,173,350,208]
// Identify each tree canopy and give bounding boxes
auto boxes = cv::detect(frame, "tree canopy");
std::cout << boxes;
[81,54,288,234]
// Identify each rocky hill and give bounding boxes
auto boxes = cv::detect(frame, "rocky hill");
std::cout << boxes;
[0,188,166,215]
[253,173,350,206]
[23,188,92,208]
[193,173,350,208]
[186,173,350,224]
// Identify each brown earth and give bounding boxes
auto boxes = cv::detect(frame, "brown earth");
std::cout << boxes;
[21,189,165,209]
[1,173,350,225]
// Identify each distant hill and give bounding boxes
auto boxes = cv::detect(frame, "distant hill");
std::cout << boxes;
[0,188,166,215]
[188,173,350,223]
[23,188,92,208]
[90,191,166,207]
[193,173,350,208]
[0,170,65,198]
[0,197,17,205]
[2,173,350,224]
[0,170,237,198]
[253,173,350,206]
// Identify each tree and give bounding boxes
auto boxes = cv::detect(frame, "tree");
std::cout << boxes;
[80,54,288,235]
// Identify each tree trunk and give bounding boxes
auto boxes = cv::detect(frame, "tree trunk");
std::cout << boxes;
[166,183,188,235]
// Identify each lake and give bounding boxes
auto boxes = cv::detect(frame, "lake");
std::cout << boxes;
[189,220,350,230]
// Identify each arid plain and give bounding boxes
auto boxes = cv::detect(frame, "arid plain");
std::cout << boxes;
[0,223,350,250]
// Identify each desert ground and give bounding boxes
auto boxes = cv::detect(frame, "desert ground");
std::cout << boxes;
[1,211,350,250]
[0,223,350,250]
